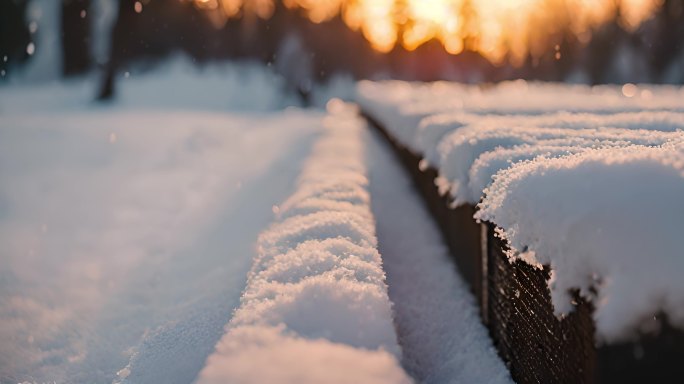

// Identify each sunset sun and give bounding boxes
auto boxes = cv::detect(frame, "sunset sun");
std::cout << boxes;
[192,0,661,63]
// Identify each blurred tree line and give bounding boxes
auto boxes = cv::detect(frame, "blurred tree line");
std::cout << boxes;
[1,0,683,100]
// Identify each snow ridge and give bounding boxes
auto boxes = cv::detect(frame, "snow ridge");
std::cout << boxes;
[357,80,684,160]
[438,125,676,206]
[356,80,684,341]
[196,105,411,384]
[366,129,513,384]
[417,110,684,167]
[475,141,684,342]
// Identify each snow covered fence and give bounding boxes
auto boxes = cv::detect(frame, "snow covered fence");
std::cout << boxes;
[197,104,411,384]
[476,142,684,383]
[362,111,487,316]
[358,80,684,383]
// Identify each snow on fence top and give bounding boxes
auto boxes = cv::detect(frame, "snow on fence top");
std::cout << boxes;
[197,105,411,384]
[356,80,684,341]
[358,80,684,123]
[476,141,684,342]
[437,124,676,206]
[418,110,684,167]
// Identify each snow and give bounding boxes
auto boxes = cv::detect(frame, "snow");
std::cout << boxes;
[357,80,684,162]
[418,111,684,167]
[357,80,465,147]
[476,142,684,342]
[197,105,410,384]
[8,62,683,381]
[365,128,512,384]
[0,65,322,383]
[2,57,302,114]
[356,80,684,342]
[438,125,677,206]
[468,144,596,207]
[199,326,410,384]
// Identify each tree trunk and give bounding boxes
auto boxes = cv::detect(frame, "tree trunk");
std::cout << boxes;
[97,0,136,100]
[62,0,92,76]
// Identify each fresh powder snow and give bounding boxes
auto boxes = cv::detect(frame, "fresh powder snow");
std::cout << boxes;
[357,80,684,342]
[196,103,411,384]
[436,124,677,206]
[357,80,684,160]
[365,127,512,384]
[0,64,321,384]
[6,65,684,381]
[475,142,684,343]
[417,111,684,168]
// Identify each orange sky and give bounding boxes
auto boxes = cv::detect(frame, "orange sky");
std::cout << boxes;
[192,0,662,63]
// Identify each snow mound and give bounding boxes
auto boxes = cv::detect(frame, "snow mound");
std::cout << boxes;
[476,141,684,342]
[366,129,512,384]
[438,125,677,206]
[197,106,410,384]
[356,80,684,341]
[0,105,323,383]
[1,56,301,114]
[357,80,465,146]
[357,80,684,159]
[418,111,684,167]
[199,326,409,384]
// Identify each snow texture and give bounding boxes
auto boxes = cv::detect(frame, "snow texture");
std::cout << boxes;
[476,141,684,342]
[2,56,302,113]
[437,124,677,206]
[358,80,684,159]
[0,66,322,383]
[365,128,512,384]
[418,111,684,167]
[358,81,684,135]
[197,104,411,384]
[357,80,684,341]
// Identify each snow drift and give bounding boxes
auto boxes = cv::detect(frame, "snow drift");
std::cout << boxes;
[197,104,410,384]
[356,80,684,341]
[476,141,684,342]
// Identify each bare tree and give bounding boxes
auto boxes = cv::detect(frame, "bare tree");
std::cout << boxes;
[97,0,135,100]
[62,0,92,76]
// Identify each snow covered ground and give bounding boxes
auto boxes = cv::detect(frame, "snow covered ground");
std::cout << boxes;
[7,2,684,381]
[0,65,322,383]
[197,105,410,384]
[365,128,511,384]
[195,103,511,384]
[14,65,683,382]
[1,64,514,384]
[357,80,684,342]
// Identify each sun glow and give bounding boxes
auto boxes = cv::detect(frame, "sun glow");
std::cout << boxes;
[192,0,662,64]
[402,0,462,53]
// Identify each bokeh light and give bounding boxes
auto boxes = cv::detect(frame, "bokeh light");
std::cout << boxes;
[191,0,662,64]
